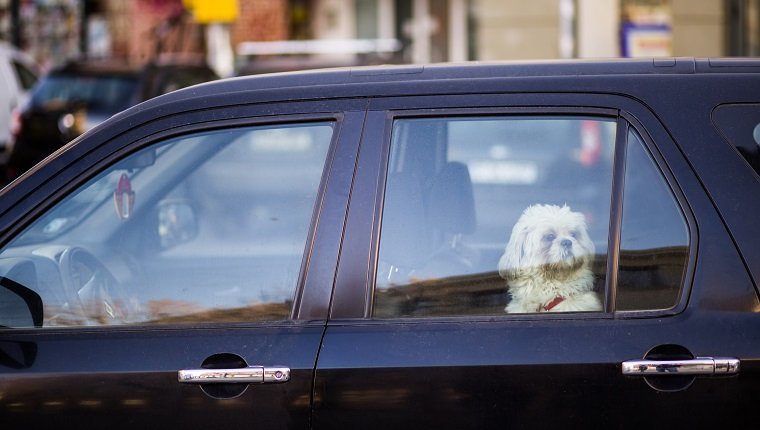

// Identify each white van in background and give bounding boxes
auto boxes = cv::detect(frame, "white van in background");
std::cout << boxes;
[0,42,39,164]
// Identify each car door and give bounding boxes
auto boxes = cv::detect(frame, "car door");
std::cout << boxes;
[313,93,760,428]
[0,100,366,429]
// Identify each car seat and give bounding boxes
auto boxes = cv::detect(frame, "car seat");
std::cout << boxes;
[417,161,479,278]
[376,171,431,287]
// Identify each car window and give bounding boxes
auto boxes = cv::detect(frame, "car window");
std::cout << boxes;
[30,74,139,112]
[11,60,38,90]
[0,122,334,327]
[712,104,760,176]
[616,129,689,311]
[373,115,616,317]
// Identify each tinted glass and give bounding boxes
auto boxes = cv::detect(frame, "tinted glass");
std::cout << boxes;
[374,116,616,317]
[30,74,139,112]
[11,60,38,90]
[616,129,689,311]
[712,104,760,175]
[0,122,334,327]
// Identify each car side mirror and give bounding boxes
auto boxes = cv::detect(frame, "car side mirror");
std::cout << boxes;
[0,277,43,328]
[158,200,198,250]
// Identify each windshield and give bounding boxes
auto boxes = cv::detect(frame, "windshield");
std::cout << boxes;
[30,74,139,112]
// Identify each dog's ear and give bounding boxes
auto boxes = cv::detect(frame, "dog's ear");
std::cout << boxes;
[498,224,531,280]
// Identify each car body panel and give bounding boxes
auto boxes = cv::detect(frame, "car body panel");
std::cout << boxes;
[0,326,323,428]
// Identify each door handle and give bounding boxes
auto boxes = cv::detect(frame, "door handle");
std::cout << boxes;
[622,357,739,376]
[178,366,290,384]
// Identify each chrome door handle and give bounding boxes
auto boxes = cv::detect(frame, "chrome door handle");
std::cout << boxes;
[178,366,290,384]
[622,357,739,376]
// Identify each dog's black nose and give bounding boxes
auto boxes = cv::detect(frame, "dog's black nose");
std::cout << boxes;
[561,239,573,249]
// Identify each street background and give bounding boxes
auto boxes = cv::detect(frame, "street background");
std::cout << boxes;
[1,0,759,78]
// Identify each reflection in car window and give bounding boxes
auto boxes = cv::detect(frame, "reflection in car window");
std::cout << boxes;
[15,146,172,245]
[0,122,334,327]
[616,129,689,311]
[373,116,616,317]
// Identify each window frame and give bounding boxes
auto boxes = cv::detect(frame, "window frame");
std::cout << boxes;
[0,109,354,330]
[342,106,696,322]
[615,112,697,318]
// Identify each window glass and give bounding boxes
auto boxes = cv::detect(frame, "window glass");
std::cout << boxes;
[30,74,139,113]
[374,116,616,317]
[12,60,38,90]
[616,129,689,311]
[712,104,760,176]
[0,122,333,327]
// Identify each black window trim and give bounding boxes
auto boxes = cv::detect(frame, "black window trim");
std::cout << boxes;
[348,106,696,323]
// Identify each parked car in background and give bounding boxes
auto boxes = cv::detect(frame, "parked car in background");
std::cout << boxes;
[4,57,217,181]
[0,42,38,165]
[1,59,760,428]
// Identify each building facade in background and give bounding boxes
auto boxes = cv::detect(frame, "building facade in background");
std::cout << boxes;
[0,0,758,75]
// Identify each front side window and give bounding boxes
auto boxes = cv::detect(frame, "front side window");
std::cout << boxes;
[0,122,334,327]
[374,116,616,317]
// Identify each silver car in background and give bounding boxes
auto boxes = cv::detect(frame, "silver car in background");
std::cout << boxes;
[0,42,38,164]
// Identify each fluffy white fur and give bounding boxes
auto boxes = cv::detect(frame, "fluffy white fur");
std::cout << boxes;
[498,204,602,313]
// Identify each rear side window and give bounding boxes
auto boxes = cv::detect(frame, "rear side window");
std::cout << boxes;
[713,104,760,175]
[372,114,690,318]
[374,116,616,317]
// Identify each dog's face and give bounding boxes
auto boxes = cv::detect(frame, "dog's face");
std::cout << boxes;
[498,204,595,281]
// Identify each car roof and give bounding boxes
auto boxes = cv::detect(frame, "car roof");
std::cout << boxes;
[140,57,760,108]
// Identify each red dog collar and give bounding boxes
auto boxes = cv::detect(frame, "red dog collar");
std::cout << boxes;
[542,296,565,312]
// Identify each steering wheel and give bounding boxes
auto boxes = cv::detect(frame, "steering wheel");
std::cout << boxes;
[58,247,131,325]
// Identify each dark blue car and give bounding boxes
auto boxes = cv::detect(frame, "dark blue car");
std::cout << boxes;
[1,58,759,428]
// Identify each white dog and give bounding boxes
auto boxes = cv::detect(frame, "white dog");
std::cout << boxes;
[498,204,602,313]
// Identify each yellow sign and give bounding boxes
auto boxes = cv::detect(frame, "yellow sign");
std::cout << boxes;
[183,0,238,23]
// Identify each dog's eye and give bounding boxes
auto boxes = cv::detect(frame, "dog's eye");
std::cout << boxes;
[544,233,556,242]
[570,231,578,238]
